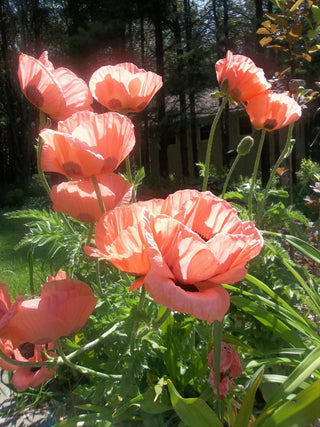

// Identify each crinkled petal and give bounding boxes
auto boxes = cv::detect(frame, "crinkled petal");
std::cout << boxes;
[144,271,230,322]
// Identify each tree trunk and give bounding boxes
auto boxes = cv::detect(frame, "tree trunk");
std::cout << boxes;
[153,4,167,177]
[172,1,189,177]
[184,0,198,177]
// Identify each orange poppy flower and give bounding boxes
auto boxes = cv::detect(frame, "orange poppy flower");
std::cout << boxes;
[0,339,58,392]
[89,62,163,113]
[245,91,302,130]
[3,272,97,346]
[40,111,135,178]
[85,190,263,322]
[215,50,271,101]
[18,51,93,121]
[51,173,133,223]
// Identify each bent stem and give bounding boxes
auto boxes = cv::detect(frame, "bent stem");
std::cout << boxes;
[248,129,266,220]
[202,97,228,192]
[256,123,294,227]
[0,323,120,370]
[221,153,241,199]
[91,175,106,215]
[0,348,57,369]
[56,338,121,380]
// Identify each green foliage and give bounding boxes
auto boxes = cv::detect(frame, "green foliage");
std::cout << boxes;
[296,158,320,184]
[6,209,88,275]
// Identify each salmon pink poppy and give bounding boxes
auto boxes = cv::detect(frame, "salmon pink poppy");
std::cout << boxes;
[51,173,133,223]
[40,111,135,179]
[208,342,243,399]
[12,343,58,392]
[215,50,271,102]
[245,91,302,130]
[89,62,163,113]
[0,283,24,339]
[18,51,93,121]
[208,342,243,377]
[85,190,263,322]
[3,272,97,346]
[0,339,58,392]
[0,338,25,371]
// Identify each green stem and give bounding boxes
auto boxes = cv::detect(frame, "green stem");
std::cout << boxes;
[256,123,294,226]
[136,307,172,341]
[56,339,121,379]
[126,155,136,203]
[66,322,120,361]
[0,324,119,370]
[248,129,266,220]
[221,153,241,199]
[129,285,146,354]
[0,348,58,368]
[85,222,95,246]
[202,97,228,192]
[91,175,106,215]
[36,136,51,197]
[213,319,223,419]
[95,258,104,297]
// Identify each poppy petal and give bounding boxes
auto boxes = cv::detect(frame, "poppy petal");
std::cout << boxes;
[144,271,230,322]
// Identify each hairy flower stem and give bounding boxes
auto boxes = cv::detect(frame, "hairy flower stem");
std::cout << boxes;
[0,323,120,370]
[136,308,172,341]
[65,322,120,361]
[36,111,51,197]
[221,153,241,199]
[91,175,106,214]
[129,285,146,354]
[36,136,51,197]
[125,155,136,203]
[0,348,56,368]
[56,339,121,380]
[202,97,228,192]
[248,129,266,220]
[213,319,223,419]
[256,123,294,227]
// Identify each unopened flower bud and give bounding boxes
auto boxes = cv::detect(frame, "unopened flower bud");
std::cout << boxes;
[237,136,254,156]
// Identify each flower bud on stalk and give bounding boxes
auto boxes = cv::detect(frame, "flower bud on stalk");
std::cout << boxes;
[237,136,254,156]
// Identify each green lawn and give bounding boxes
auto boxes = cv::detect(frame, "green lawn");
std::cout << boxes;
[0,209,51,298]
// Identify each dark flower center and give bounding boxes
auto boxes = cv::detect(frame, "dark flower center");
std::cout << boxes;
[176,283,199,292]
[63,161,82,177]
[108,99,122,111]
[263,118,277,130]
[19,342,35,359]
